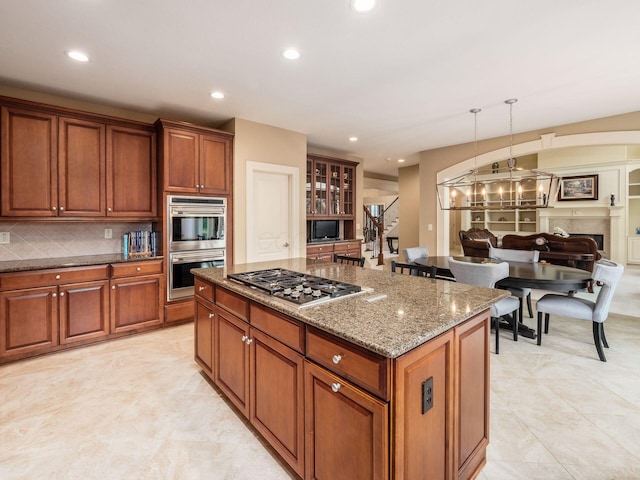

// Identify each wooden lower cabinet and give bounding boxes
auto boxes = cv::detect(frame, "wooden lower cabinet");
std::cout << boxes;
[0,286,58,357]
[304,360,388,480]
[194,297,215,376]
[195,277,490,480]
[59,279,110,344]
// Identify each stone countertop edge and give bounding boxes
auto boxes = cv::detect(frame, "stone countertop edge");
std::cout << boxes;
[192,257,509,359]
[0,254,164,273]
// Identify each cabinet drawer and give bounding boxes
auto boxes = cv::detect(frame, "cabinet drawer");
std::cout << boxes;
[0,265,109,291]
[250,303,304,354]
[216,286,248,321]
[110,260,163,278]
[333,243,349,254]
[307,244,333,256]
[306,327,390,400]
[194,278,214,303]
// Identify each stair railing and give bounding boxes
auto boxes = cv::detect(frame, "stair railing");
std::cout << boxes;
[363,205,384,266]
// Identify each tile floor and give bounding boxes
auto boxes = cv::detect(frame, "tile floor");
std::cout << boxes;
[1,266,639,480]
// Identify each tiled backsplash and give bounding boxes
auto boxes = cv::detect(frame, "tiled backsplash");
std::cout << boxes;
[0,222,152,261]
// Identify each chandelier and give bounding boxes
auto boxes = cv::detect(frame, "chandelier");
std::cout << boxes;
[437,99,557,211]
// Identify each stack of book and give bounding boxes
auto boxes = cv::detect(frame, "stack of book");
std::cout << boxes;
[123,231,157,258]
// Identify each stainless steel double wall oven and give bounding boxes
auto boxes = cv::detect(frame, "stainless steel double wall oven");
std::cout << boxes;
[167,195,226,300]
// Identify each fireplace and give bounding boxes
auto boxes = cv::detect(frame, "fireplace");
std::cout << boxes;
[569,233,604,251]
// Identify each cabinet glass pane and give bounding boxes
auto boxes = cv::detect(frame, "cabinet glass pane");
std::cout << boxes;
[330,165,341,215]
[314,162,327,214]
[306,159,313,214]
[343,167,354,215]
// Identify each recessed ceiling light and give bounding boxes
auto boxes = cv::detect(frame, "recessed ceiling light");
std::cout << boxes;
[210,91,225,99]
[350,0,377,13]
[282,48,301,60]
[398,158,405,163]
[66,50,89,62]
[349,136,358,142]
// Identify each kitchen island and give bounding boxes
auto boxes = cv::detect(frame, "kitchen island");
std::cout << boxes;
[192,258,508,480]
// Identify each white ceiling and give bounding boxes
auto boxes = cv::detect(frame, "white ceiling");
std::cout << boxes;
[2,0,640,177]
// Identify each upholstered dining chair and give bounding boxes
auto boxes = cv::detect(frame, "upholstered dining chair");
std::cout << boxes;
[489,246,540,322]
[391,261,437,278]
[534,259,624,362]
[447,257,520,354]
[402,246,429,263]
[333,253,366,267]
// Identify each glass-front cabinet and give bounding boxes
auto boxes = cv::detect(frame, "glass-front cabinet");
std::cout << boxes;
[307,155,357,219]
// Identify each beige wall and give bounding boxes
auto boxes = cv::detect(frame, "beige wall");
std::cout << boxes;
[222,118,308,264]
[398,164,420,252]
[407,110,640,250]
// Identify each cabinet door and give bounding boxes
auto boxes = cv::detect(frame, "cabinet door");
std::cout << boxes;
[110,275,163,333]
[1,106,57,217]
[328,163,342,216]
[199,133,232,195]
[306,158,313,215]
[106,125,157,217]
[58,116,105,216]
[312,160,329,216]
[304,360,388,480]
[454,312,490,480]
[341,165,355,217]
[0,286,58,357]
[250,328,305,477]
[195,297,215,377]
[59,280,110,345]
[163,128,199,193]
[214,307,250,417]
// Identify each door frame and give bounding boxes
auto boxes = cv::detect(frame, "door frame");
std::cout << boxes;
[246,161,300,263]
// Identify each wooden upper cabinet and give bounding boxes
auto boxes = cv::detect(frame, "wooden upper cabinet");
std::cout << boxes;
[307,154,357,219]
[1,106,57,217]
[106,125,157,217]
[1,98,158,220]
[58,116,106,217]
[157,120,233,195]
[200,133,232,195]
[163,127,199,193]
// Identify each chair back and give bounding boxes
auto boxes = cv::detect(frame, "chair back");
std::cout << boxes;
[448,257,509,288]
[592,260,624,323]
[489,246,539,263]
[391,261,436,278]
[333,254,365,267]
[402,246,429,263]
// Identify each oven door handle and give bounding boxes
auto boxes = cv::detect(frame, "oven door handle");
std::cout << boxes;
[171,251,225,263]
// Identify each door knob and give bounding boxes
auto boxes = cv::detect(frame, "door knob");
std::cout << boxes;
[283,242,290,247]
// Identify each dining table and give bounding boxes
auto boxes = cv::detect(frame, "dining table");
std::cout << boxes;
[413,255,593,338]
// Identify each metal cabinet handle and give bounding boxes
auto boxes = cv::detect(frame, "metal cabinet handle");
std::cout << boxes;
[52,293,57,298]
[108,207,112,212]
[246,338,253,345]
[241,335,248,342]
[52,206,57,211]
[208,313,214,319]
[112,285,116,290]
[331,383,341,393]
[60,206,64,211]
[60,292,65,297]
[55,274,61,280]
[136,267,141,272]
[332,354,342,365]
[198,286,206,291]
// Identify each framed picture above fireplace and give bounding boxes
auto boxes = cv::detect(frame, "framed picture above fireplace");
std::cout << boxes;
[558,174,599,201]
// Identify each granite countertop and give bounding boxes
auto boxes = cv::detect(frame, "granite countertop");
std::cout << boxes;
[0,254,163,274]
[192,258,509,359]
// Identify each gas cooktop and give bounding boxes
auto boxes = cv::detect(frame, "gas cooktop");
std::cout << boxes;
[227,268,362,306]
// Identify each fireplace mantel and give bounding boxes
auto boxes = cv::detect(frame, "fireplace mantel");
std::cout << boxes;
[539,206,625,262]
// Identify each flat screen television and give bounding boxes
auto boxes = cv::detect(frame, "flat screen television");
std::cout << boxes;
[311,220,340,241]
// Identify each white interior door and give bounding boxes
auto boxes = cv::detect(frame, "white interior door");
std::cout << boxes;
[246,162,299,263]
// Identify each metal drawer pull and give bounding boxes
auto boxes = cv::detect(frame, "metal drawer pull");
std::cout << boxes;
[136,267,141,272]
[55,274,61,280]
[332,354,342,364]
[198,286,206,291]
[331,383,341,393]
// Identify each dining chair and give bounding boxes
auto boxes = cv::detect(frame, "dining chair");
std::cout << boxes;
[448,257,520,354]
[333,253,366,267]
[534,259,624,362]
[402,246,429,263]
[391,261,437,278]
[489,246,539,321]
